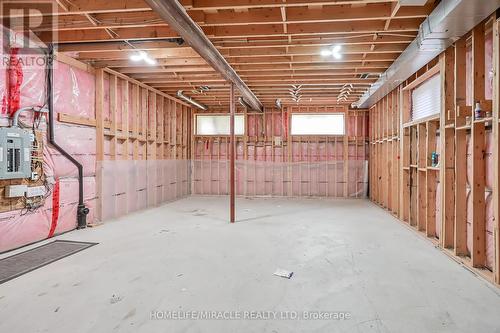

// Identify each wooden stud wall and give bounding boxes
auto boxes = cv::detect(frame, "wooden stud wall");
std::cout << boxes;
[58,67,193,222]
[369,88,400,216]
[192,105,368,198]
[94,68,192,162]
[369,17,500,285]
[60,68,193,161]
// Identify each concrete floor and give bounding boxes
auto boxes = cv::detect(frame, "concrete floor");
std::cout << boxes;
[1,197,499,333]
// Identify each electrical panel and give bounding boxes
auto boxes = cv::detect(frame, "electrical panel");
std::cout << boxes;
[0,127,34,180]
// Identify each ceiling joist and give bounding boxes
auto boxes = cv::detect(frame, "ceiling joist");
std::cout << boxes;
[44,0,437,107]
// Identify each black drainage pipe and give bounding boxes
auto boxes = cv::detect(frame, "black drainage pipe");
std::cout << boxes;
[46,44,88,229]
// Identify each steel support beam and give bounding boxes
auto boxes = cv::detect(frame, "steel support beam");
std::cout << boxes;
[144,0,263,112]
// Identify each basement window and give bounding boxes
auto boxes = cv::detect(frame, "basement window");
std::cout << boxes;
[195,114,245,135]
[411,74,441,121]
[290,113,345,136]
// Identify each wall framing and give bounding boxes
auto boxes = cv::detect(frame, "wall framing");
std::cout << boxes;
[369,16,500,286]
[192,105,368,198]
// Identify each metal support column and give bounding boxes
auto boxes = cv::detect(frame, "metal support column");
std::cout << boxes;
[230,83,236,223]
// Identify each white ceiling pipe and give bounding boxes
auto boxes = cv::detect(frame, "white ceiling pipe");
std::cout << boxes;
[399,0,428,6]
[177,91,208,110]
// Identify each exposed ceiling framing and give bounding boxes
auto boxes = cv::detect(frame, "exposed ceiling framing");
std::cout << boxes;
[38,0,438,108]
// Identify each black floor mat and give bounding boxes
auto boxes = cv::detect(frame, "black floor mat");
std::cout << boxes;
[0,240,97,284]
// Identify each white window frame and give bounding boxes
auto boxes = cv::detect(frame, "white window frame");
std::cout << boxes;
[290,113,346,136]
[410,73,441,122]
[194,114,245,136]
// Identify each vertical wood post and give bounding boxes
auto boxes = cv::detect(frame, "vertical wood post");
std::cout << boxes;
[471,24,486,267]
[493,18,500,284]
[230,83,236,223]
[95,69,104,222]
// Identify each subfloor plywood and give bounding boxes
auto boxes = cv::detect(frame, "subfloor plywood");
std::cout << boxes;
[0,197,499,332]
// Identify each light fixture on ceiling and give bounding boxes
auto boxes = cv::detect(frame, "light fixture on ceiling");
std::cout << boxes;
[320,45,342,59]
[130,51,157,65]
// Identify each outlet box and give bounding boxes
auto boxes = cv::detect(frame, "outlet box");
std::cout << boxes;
[26,186,46,198]
[5,185,28,198]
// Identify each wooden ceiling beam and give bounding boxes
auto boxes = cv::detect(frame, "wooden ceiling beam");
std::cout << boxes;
[128,68,384,78]
[119,66,215,73]
[41,26,179,43]
[51,0,151,15]
[207,18,420,38]
[115,65,387,76]
[58,40,185,53]
[195,3,430,26]
[148,78,375,85]
[224,53,399,64]
[91,57,209,68]
[72,43,404,60]
[47,17,420,43]
[182,0,398,11]
[50,11,164,31]
[76,48,200,60]
[221,43,406,56]
[97,58,393,68]
[232,61,393,70]
[140,73,377,83]
[38,0,400,16]
[79,52,398,63]
[167,87,366,91]
[58,34,413,53]
[212,34,415,48]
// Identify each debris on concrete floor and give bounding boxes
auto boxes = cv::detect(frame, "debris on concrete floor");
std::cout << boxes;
[273,268,293,279]
[110,294,123,304]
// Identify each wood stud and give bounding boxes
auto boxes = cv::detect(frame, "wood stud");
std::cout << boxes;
[369,18,499,284]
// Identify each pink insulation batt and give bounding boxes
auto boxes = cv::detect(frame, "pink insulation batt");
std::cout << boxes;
[0,32,97,252]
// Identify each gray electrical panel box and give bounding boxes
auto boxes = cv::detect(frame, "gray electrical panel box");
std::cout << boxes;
[0,127,34,180]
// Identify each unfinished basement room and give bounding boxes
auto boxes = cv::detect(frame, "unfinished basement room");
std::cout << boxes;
[2,0,500,332]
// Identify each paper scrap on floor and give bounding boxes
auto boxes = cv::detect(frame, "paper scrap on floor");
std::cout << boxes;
[274,268,293,279]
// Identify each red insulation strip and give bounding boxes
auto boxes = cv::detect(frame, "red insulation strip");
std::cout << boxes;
[48,179,60,238]
[283,110,288,140]
[7,48,23,117]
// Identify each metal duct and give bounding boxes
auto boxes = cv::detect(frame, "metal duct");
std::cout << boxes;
[356,0,500,109]
[177,91,208,110]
